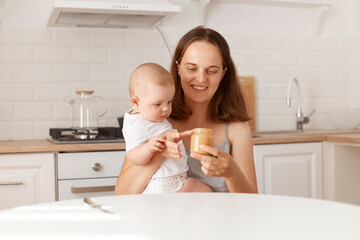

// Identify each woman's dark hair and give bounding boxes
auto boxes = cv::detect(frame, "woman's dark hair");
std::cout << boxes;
[170,26,250,123]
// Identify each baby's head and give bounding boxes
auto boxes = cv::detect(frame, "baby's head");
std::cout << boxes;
[129,63,175,123]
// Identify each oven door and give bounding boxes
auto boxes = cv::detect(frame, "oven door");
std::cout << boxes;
[58,178,117,201]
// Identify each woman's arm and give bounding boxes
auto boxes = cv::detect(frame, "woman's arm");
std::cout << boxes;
[225,122,258,193]
[114,152,163,195]
[190,122,258,193]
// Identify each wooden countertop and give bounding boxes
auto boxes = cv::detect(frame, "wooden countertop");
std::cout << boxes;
[252,129,360,145]
[1,130,360,154]
[0,140,125,154]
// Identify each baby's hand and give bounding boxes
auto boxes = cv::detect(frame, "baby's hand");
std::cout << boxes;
[146,134,166,153]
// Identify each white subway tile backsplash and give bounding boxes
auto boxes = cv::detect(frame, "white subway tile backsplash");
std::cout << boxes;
[0,84,33,101]
[34,121,71,139]
[34,46,70,64]
[15,103,52,120]
[108,47,145,64]
[125,29,163,47]
[336,37,351,51]
[238,51,268,65]
[299,52,324,66]
[157,29,186,50]
[144,48,172,68]
[254,116,271,131]
[309,67,338,82]
[71,47,107,64]
[53,28,89,45]
[255,83,272,99]
[237,66,254,76]
[15,64,52,82]
[255,36,283,50]
[90,28,125,46]
[253,67,283,82]
[270,84,287,99]
[0,122,34,140]
[283,37,310,50]
[310,37,338,50]
[354,36,360,50]
[324,83,350,98]
[325,53,349,66]
[347,52,358,66]
[0,64,13,82]
[16,27,52,44]
[125,64,139,82]
[270,116,294,130]
[53,102,71,121]
[225,34,255,49]
[269,52,298,66]
[108,83,130,101]
[90,65,126,82]
[284,68,310,83]
[257,99,284,115]
[53,64,89,82]
[0,103,15,120]
[34,84,72,101]
[0,22,359,139]
[0,27,17,43]
[106,101,131,118]
[0,45,33,63]
[337,67,352,83]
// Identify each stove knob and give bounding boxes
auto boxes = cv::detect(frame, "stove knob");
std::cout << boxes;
[92,163,102,172]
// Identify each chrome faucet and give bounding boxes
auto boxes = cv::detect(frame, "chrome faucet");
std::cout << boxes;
[286,77,315,131]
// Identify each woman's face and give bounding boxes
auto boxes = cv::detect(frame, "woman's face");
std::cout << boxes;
[177,41,227,105]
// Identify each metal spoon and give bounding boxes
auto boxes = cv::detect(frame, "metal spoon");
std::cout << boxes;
[83,197,113,214]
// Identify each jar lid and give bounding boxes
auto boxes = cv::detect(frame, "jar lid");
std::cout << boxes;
[193,128,212,134]
[76,90,94,94]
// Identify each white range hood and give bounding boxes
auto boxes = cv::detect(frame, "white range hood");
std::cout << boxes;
[48,0,181,28]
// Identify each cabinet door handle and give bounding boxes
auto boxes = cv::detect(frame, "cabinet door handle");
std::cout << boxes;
[71,185,115,194]
[0,181,24,186]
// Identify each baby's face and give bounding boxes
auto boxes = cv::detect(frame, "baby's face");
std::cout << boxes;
[137,83,175,123]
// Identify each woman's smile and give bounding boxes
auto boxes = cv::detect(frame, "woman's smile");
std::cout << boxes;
[191,84,208,91]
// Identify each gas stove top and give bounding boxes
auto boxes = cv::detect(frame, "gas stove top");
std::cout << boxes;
[49,127,124,144]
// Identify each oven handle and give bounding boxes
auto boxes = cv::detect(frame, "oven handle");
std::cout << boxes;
[71,185,115,194]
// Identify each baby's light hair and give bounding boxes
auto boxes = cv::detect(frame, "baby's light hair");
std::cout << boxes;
[129,63,174,97]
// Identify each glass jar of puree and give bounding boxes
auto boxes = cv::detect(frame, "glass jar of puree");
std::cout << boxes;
[190,128,213,155]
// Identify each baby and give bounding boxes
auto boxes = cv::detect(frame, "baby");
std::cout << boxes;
[123,63,212,194]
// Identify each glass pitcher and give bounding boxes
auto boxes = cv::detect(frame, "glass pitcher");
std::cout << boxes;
[65,90,107,129]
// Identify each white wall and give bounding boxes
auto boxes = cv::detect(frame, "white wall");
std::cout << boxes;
[0,0,359,140]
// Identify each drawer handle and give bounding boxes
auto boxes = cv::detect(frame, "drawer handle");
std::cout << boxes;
[92,163,102,172]
[71,185,115,194]
[0,181,24,186]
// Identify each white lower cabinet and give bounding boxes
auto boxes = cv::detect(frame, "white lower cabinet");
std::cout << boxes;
[57,151,125,201]
[0,153,55,210]
[253,142,323,199]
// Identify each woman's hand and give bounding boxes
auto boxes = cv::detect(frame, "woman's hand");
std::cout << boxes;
[190,145,237,178]
[161,129,193,159]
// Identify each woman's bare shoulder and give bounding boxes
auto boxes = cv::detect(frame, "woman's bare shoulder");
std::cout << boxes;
[228,121,252,143]
[228,121,251,132]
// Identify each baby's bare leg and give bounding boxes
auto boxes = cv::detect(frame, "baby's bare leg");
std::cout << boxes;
[177,177,212,192]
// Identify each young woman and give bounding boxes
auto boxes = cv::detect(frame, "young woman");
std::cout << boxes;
[115,26,258,194]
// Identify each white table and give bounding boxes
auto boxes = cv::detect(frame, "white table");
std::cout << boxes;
[0,193,359,240]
